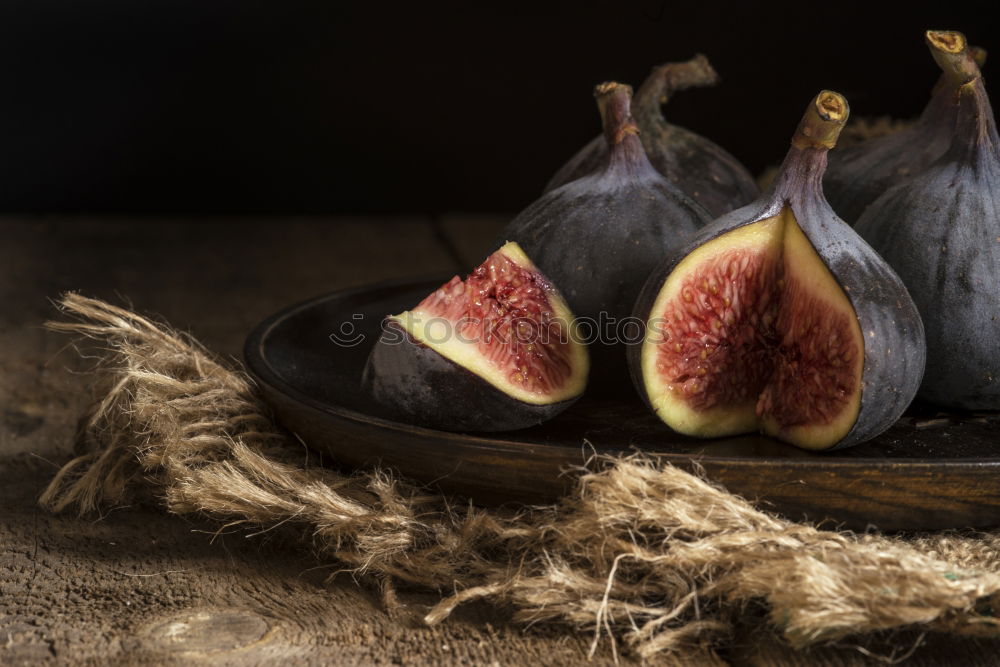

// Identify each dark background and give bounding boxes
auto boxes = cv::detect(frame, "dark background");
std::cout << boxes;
[0,0,996,216]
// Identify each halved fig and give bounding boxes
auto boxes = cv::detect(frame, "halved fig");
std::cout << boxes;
[363,242,589,432]
[630,92,926,450]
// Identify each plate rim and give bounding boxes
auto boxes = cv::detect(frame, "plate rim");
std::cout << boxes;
[244,277,1000,471]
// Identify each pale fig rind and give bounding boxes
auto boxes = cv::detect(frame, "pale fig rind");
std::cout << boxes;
[855,39,1000,409]
[545,55,759,217]
[630,92,926,450]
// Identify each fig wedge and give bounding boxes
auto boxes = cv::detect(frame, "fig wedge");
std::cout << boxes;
[364,242,589,431]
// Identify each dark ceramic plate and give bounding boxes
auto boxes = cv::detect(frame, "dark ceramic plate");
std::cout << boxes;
[244,277,1000,531]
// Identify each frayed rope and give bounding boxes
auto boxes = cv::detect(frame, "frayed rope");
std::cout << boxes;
[39,293,1000,660]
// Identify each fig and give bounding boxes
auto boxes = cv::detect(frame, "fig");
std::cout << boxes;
[545,55,759,217]
[630,91,926,450]
[855,31,1000,410]
[363,242,589,431]
[500,81,711,326]
[824,36,988,225]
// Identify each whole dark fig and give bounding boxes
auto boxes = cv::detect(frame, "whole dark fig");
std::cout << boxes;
[855,31,1000,410]
[630,91,925,450]
[545,55,759,217]
[500,81,711,325]
[363,242,589,432]
[824,35,988,225]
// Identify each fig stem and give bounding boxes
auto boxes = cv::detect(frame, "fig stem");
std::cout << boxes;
[930,44,985,102]
[633,54,719,122]
[954,77,999,153]
[791,91,850,151]
[594,82,640,146]
[926,30,980,85]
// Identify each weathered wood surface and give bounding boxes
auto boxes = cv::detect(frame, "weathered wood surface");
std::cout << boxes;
[2,218,999,665]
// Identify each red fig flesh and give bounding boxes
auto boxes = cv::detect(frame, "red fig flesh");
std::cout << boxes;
[644,211,864,443]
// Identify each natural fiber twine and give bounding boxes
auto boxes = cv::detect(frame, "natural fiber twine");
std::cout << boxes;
[39,293,1000,660]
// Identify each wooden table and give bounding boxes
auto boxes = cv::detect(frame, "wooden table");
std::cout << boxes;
[2,218,998,665]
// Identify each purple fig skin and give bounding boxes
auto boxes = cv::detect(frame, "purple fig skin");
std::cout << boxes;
[630,92,926,450]
[855,33,1000,410]
[363,321,579,432]
[501,82,711,325]
[545,55,759,217]
[824,42,988,225]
